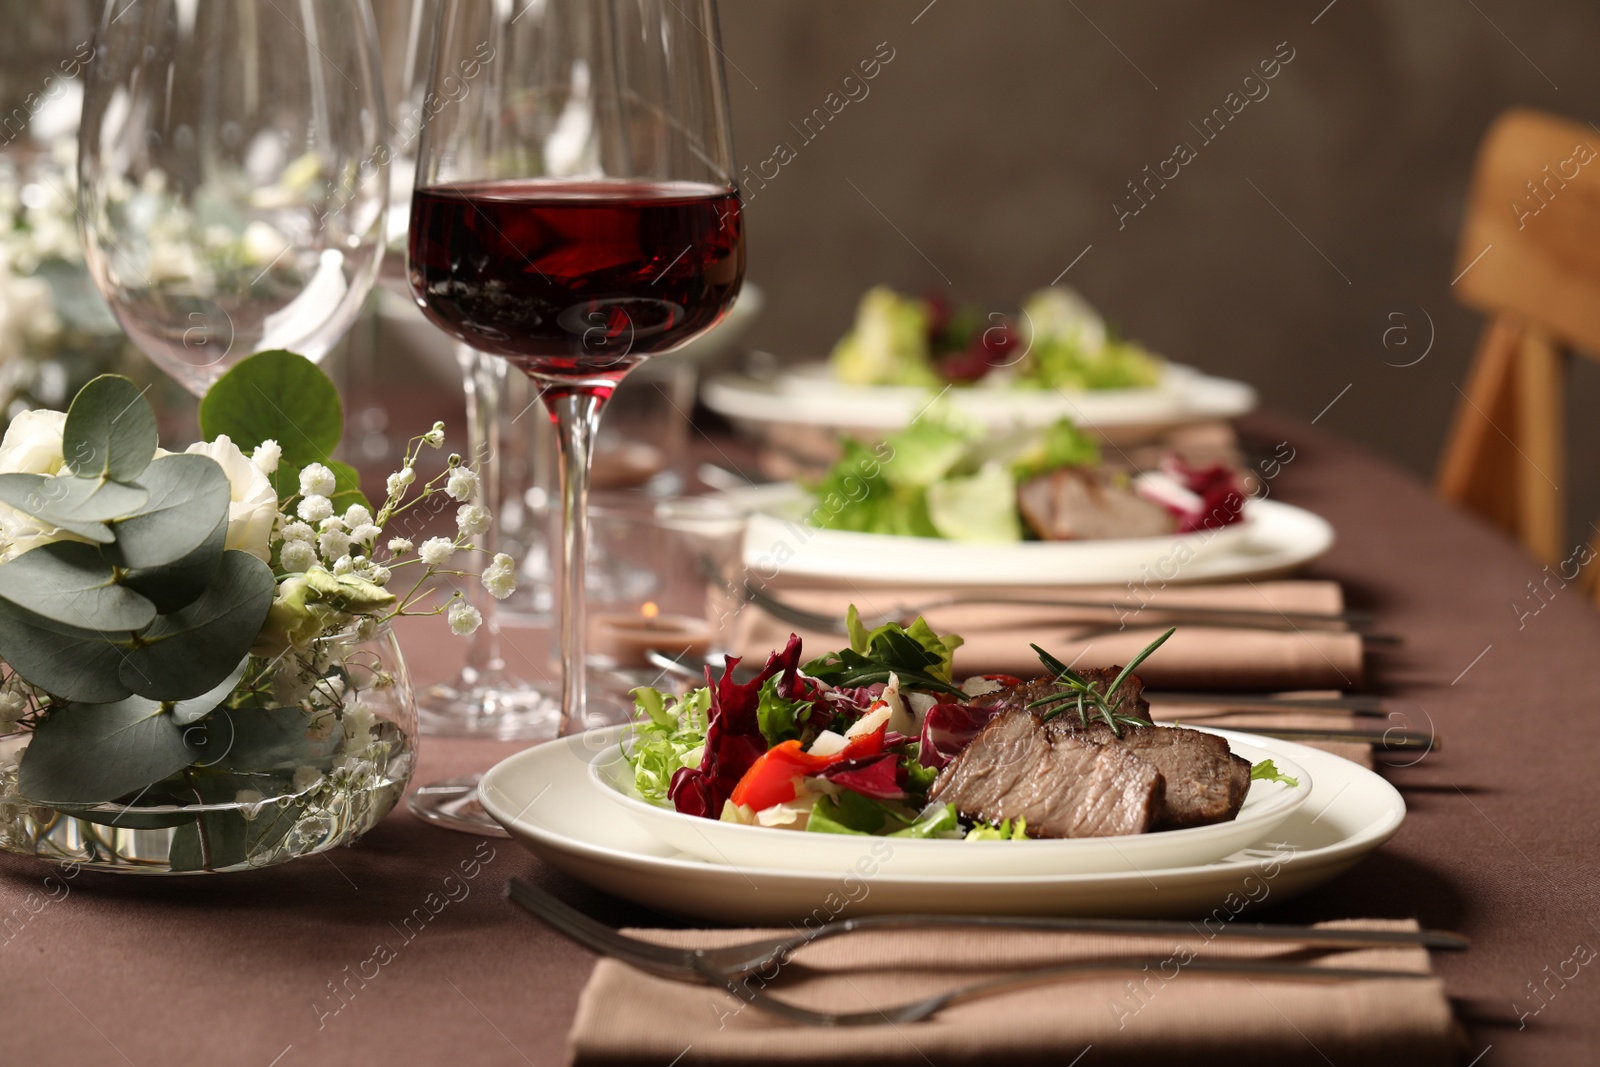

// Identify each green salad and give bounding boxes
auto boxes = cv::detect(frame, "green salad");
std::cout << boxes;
[807,415,1102,542]
[620,615,1299,842]
[829,286,1164,391]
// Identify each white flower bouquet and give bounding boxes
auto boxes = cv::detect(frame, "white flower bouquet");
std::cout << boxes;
[0,350,512,873]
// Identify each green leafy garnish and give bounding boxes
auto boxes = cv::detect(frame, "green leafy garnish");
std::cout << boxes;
[807,790,914,836]
[890,802,961,838]
[806,607,965,695]
[900,753,940,794]
[808,438,940,539]
[623,686,711,802]
[1250,759,1299,788]
[1027,627,1175,737]
[965,816,1029,841]
[755,675,815,747]
[1009,418,1101,482]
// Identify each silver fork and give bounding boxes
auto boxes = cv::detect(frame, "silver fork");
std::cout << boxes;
[505,879,1465,984]
[695,954,1438,1027]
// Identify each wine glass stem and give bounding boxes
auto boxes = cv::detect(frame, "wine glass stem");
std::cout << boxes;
[457,343,507,676]
[545,388,606,736]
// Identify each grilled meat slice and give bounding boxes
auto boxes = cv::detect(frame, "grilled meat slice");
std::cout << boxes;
[1017,467,1174,541]
[1050,719,1251,829]
[930,708,1163,838]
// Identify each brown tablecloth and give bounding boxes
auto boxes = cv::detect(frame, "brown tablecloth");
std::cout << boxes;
[2,412,1594,1065]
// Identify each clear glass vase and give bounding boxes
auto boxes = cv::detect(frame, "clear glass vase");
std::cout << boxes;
[0,625,416,875]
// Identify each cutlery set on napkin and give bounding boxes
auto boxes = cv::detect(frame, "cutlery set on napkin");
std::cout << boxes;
[510,879,1465,1065]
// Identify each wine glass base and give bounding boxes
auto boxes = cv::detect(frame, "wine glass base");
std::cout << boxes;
[417,673,564,741]
[406,775,508,837]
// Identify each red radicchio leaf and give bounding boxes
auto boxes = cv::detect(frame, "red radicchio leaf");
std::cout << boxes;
[668,633,805,818]
[1142,456,1247,534]
[816,752,906,800]
[918,701,1003,769]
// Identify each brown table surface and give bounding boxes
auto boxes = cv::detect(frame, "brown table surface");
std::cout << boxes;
[4,413,1596,1066]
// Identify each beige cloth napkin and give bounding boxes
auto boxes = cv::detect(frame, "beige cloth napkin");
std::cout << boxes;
[736,580,1364,691]
[568,921,1459,1066]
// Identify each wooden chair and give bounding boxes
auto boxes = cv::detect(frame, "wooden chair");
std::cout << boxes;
[1436,108,1600,599]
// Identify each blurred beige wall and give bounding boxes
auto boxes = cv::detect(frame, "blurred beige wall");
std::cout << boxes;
[715,0,1600,548]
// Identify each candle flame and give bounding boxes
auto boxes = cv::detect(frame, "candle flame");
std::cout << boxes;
[640,601,660,620]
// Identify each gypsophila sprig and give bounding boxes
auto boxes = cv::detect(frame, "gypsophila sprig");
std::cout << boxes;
[253,439,282,474]
[253,422,522,647]
[419,537,455,566]
[299,462,337,498]
[456,504,491,536]
[446,466,480,502]
[448,600,483,635]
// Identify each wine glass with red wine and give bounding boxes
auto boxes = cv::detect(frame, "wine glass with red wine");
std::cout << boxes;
[405,0,743,832]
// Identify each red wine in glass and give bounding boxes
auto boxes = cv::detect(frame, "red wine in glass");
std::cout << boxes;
[408,178,744,396]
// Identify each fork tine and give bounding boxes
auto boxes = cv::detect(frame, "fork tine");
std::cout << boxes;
[504,879,697,979]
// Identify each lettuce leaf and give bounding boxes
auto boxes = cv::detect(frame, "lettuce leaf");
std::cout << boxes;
[965,816,1029,841]
[925,463,1021,542]
[880,418,974,490]
[808,607,964,694]
[890,802,960,838]
[1250,759,1299,787]
[829,287,938,387]
[807,439,939,538]
[623,685,711,802]
[1009,418,1101,482]
[807,789,912,835]
[755,674,814,747]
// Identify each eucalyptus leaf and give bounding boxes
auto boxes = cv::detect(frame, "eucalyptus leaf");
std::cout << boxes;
[120,510,227,614]
[120,550,275,700]
[198,350,342,466]
[170,655,251,726]
[32,476,148,523]
[0,541,157,632]
[62,374,158,481]
[269,458,300,501]
[192,705,339,773]
[16,696,195,805]
[167,808,251,872]
[104,454,231,570]
[0,597,132,702]
[167,769,300,870]
[326,459,370,513]
[0,474,113,543]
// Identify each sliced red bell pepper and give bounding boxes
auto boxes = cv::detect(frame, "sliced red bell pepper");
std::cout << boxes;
[728,724,887,812]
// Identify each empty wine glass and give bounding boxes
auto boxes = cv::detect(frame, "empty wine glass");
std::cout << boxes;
[77,0,388,396]
[405,0,744,833]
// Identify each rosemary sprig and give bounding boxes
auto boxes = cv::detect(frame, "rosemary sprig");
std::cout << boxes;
[1025,627,1176,737]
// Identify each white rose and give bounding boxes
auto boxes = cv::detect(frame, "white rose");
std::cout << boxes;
[0,409,67,475]
[185,435,278,561]
[0,409,78,562]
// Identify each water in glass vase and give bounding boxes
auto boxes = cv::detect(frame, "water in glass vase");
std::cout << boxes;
[0,626,417,875]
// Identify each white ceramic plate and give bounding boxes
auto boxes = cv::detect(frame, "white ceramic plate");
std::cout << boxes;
[480,726,1404,922]
[721,483,1333,587]
[702,362,1256,434]
[589,729,1309,876]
